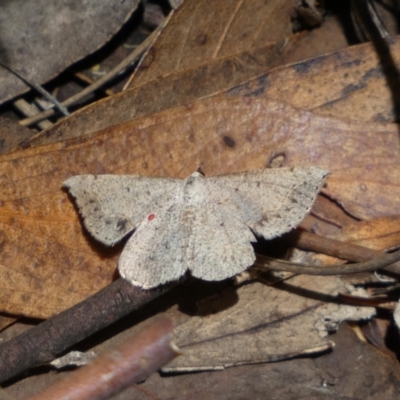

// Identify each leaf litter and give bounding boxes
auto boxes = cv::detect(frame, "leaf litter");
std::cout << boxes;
[24,0,350,146]
[0,95,399,317]
[132,323,400,400]
[1,2,400,396]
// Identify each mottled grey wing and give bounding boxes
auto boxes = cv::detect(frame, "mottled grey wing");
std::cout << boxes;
[118,201,188,288]
[118,190,256,288]
[186,201,256,282]
[63,175,180,246]
[207,167,328,240]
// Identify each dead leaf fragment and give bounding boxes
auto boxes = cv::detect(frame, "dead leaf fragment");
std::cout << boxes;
[50,351,97,369]
[163,278,374,372]
[141,323,400,399]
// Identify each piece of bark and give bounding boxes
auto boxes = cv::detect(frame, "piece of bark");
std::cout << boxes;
[50,351,97,369]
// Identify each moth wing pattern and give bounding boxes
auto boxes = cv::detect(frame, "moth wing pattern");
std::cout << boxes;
[65,167,328,288]
[63,174,180,246]
[118,190,256,288]
[186,200,256,282]
[208,167,328,240]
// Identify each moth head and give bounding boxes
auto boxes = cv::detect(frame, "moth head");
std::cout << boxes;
[187,171,204,181]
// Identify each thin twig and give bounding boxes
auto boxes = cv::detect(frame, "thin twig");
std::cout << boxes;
[0,278,175,384]
[28,314,178,400]
[74,72,116,97]
[285,230,400,275]
[0,62,69,116]
[255,248,400,275]
[336,293,395,308]
[13,99,53,130]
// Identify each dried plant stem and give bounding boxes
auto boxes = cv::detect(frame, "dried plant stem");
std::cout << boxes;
[0,278,173,384]
[13,99,52,130]
[28,314,178,400]
[336,293,395,308]
[255,247,400,275]
[286,230,400,274]
[0,61,69,117]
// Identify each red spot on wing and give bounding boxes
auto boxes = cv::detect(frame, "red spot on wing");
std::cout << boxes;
[148,214,156,221]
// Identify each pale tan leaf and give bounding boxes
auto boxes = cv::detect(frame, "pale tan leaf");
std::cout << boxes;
[163,278,374,372]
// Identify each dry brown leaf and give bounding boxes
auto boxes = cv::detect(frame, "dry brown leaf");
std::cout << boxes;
[24,37,313,147]
[130,0,299,86]
[162,278,374,372]
[30,33,400,150]
[325,166,400,220]
[333,216,400,250]
[0,95,399,317]
[235,35,400,123]
[23,1,348,147]
[301,195,358,238]
[135,0,400,93]
[0,0,140,104]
